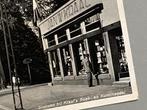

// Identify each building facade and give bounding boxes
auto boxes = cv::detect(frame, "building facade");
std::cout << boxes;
[38,0,129,85]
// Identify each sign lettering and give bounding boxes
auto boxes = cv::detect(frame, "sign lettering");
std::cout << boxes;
[39,0,102,35]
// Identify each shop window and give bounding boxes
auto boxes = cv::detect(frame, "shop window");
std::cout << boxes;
[71,41,86,75]
[47,35,56,47]
[69,22,82,38]
[116,36,129,77]
[86,20,101,32]
[57,29,67,43]
[94,38,109,74]
[85,13,101,32]
[50,50,61,77]
[78,42,86,75]
[87,34,109,76]
[61,46,73,76]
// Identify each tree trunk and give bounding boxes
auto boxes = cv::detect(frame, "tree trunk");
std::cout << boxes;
[0,56,7,89]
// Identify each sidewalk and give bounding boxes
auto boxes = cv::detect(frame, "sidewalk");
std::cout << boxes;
[0,83,48,97]
[0,83,132,110]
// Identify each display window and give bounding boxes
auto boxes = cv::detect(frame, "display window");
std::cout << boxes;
[50,50,60,77]
[116,35,129,78]
[88,35,109,76]
[61,46,73,76]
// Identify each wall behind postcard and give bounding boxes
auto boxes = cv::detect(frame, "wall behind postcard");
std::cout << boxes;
[89,0,147,110]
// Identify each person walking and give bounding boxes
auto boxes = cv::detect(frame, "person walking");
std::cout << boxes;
[82,54,93,87]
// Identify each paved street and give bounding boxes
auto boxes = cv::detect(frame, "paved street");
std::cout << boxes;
[0,84,132,110]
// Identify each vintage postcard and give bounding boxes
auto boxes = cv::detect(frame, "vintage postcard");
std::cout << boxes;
[0,0,138,110]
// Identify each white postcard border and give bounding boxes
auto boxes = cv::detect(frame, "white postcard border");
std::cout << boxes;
[44,0,139,109]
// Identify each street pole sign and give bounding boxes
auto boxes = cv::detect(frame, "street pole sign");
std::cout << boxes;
[23,58,32,84]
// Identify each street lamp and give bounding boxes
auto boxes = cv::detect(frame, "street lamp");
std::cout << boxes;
[0,2,23,110]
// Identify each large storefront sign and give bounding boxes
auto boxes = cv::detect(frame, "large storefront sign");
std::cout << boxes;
[39,0,102,35]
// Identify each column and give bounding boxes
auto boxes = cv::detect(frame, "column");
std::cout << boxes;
[103,31,118,82]
[54,34,64,80]
[80,22,90,55]
[107,31,120,81]
[42,36,54,82]
[66,29,77,77]
[41,35,48,51]
[47,52,54,84]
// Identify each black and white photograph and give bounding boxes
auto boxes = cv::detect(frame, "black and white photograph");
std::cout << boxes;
[0,0,138,110]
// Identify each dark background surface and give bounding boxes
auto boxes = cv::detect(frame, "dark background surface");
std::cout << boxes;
[90,0,147,110]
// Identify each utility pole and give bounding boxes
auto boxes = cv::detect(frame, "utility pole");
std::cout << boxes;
[0,2,23,110]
